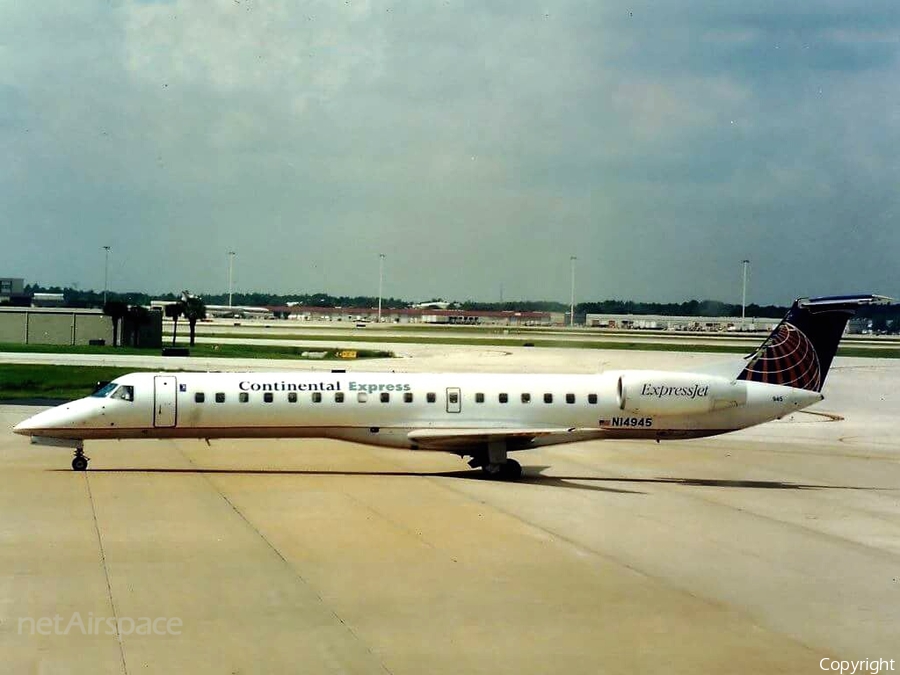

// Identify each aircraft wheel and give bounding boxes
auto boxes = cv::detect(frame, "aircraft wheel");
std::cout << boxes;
[482,459,522,481]
[482,463,502,478]
[501,459,522,480]
[72,456,88,472]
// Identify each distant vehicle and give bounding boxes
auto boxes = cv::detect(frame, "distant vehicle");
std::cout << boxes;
[14,295,891,478]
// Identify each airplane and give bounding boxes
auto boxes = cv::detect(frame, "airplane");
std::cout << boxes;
[150,300,272,320]
[13,294,891,479]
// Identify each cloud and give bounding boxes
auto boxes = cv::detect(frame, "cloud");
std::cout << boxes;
[0,0,898,303]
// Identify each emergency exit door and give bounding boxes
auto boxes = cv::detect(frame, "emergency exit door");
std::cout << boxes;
[446,387,461,413]
[154,375,177,427]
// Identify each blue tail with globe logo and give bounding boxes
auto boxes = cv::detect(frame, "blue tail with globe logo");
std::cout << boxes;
[737,295,891,392]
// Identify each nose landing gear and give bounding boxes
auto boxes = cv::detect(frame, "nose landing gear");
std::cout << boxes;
[71,448,89,472]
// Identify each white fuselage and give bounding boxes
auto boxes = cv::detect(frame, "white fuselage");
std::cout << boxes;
[15,370,823,454]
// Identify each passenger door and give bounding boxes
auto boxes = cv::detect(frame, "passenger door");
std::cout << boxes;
[154,375,177,427]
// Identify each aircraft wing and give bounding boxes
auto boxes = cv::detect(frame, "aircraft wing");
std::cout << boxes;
[407,427,604,451]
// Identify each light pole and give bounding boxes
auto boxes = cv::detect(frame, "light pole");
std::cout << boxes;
[102,246,111,305]
[228,251,236,308]
[570,256,577,327]
[377,253,385,323]
[741,259,750,327]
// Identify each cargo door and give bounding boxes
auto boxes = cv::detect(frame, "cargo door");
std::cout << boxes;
[154,375,177,427]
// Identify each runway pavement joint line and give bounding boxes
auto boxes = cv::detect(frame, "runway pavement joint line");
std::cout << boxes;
[85,473,130,675]
[423,468,835,656]
[559,448,900,566]
[177,447,396,675]
[341,487,441,552]
[422,471,662,583]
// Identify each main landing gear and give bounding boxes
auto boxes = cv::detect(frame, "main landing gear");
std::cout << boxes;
[480,458,522,480]
[468,441,523,481]
[71,447,89,472]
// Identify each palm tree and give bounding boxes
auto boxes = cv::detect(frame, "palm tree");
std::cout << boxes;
[181,291,207,346]
[103,300,128,347]
[165,302,185,346]
[123,305,152,347]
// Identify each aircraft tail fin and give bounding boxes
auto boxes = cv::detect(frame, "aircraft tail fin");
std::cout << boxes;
[736,295,892,392]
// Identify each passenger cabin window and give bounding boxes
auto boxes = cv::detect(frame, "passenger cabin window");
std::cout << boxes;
[239,392,249,403]
[426,392,436,403]
[588,394,598,405]
[357,392,368,403]
[288,392,297,403]
[566,393,576,404]
[215,393,225,403]
[195,392,205,403]
[521,393,531,404]
[312,392,322,403]
[543,393,553,404]
[335,392,345,403]
[499,393,508,403]
[404,392,413,403]
[263,392,273,403]
[380,392,390,403]
[475,393,484,403]
[112,385,134,402]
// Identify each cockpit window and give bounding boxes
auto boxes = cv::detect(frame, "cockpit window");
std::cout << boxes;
[91,382,118,398]
[111,385,134,402]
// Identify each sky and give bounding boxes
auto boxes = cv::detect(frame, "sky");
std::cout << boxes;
[2,1,899,305]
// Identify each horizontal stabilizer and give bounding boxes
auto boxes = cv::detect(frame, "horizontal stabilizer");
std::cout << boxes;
[800,294,893,308]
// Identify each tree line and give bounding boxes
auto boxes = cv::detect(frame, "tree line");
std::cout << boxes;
[20,284,900,325]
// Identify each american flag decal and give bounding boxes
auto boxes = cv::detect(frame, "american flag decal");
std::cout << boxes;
[737,322,822,392]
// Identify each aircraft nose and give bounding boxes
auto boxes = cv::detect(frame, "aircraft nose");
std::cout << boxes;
[13,418,33,435]
[14,409,55,435]
[13,404,84,436]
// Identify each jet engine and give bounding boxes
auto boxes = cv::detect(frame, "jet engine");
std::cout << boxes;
[616,371,747,416]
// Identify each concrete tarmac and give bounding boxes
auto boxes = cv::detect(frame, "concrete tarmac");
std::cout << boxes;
[1,350,898,674]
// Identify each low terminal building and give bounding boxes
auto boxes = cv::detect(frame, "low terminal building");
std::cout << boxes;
[585,313,779,333]
[269,306,563,326]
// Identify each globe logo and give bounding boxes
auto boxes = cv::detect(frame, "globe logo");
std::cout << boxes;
[739,323,822,391]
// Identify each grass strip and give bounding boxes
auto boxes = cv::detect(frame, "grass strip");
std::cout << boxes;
[0,364,145,401]
[0,342,394,361]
